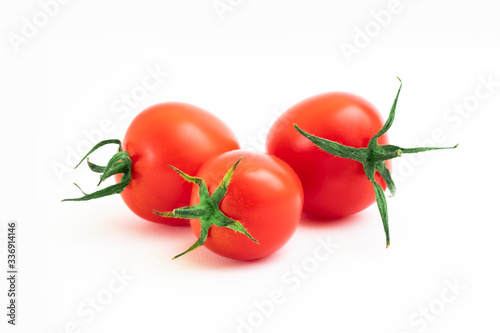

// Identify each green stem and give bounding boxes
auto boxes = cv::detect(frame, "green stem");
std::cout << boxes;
[62,140,132,202]
[294,78,458,248]
[154,157,259,259]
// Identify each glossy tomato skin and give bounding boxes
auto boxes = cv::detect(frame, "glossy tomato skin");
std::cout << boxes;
[117,102,239,225]
[190,150,303,260]
[266,92,389,220]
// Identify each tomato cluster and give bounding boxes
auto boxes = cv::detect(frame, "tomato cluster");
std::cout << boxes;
[64,79,456,260]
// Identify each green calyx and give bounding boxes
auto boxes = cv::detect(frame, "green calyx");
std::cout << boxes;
[294,78,458,248]
[154,157,259,260]
[62,139,132,202]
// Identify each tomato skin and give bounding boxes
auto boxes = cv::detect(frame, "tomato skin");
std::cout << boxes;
[266,92,389,220]
[117,102,239,225]
[190,150,303,260]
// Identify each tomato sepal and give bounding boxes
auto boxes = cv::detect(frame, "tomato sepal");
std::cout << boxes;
[62,139,132,202]
[154,157,259,260]
[294,78,458,248]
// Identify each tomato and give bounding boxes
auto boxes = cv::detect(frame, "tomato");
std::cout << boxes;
[156,150,304,260]
[64,102,239,226]
[267,80,457,247]
[266,92,389,220]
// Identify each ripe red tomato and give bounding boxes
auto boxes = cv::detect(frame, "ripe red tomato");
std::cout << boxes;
[116,103,239,225]
[63,102,239,224]
[266,92,388,220]
[188,150,303,260]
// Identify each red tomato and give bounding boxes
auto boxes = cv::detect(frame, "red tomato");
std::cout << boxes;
[189,150,303,260]
[266,92,388,219]
[117,102,239,225]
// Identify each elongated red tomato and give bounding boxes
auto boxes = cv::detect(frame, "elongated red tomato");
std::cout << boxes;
[118,103,239,225]
[266,92,388,219]
[63,102,240,226]
[179,150,304,260]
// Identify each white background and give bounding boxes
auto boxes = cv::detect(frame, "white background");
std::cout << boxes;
[1,0,499,332]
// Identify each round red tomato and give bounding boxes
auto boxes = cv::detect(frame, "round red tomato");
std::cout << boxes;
[118,102,239,225]
[266,92,388,219]
[189,150,303,260]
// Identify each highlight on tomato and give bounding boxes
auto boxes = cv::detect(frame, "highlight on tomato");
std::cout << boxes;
[155,150,304,260]
[266,78,457,247]
[63,102,240,226]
